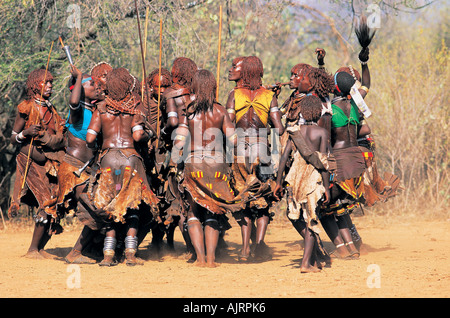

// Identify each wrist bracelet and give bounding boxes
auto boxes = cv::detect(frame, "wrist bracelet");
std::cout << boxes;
[270,107,280,113]
[69,103,81,110]
[16,134,23,143]
[16,131,26,143]
[360,86,369,94]
[131,125,144,133]
[87,129,98,136]
[359,58,368,65]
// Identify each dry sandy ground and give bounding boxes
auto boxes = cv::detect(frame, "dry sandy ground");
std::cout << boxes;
[0,214,449,299]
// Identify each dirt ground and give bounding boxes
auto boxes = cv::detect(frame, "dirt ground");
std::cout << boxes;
[0,213,449,299]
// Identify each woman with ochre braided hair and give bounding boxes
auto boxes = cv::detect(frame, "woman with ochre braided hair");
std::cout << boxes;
[226,56,285,262]
[175,69,243,267]
[86,67,159,266]
[9,68,66,259]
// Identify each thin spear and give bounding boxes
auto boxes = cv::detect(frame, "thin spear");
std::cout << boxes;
[141,6,150,100]
[133,0,152,122]
[156,18,163,149]
[216,5,223,101]
[20,41,54,193]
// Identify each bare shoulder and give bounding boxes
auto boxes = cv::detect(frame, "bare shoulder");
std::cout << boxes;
[214,103,227,116]
[96,100,107,114]
[312,125,329,144]
[313,124,328,137]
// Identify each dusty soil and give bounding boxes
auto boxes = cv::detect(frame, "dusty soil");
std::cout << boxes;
[0,214,449,299]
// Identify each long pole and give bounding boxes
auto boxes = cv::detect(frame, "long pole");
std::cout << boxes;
[216,5,223,101]
[134,0,151,120]
[156,18,163,148]
[20,41,54,193]
[141,7,150,100]
[0,206,6,230]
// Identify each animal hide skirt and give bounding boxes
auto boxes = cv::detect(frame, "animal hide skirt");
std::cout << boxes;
[231,135,275,210]
[359,145,402,207]
[92,148,159,223]
[182,152,245,215]
[56,153,90,214]
[285,150,325,234]
[9,152,59,221]
[332,146,366,201]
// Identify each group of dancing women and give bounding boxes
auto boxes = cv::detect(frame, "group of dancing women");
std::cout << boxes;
[8,21,400,272]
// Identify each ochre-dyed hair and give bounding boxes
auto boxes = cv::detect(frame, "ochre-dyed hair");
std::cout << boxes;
[130,74,141,96]
[91,62,112,80]
[26,68,54,98]
[300,95,323,122]
[105,67,135,101]
[291,63,334,98]
[146,68,172,88]
[91,62,112,89]
[241,56,264,90]
[191,69,217,114]
[336,66,361,82]
[171,57,197,90]
[232,56,246,66]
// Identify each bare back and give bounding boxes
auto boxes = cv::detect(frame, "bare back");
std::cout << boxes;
[300,124,329,154]
[331,100,359,149]
[88,109,137,149]
[187,103,234,154]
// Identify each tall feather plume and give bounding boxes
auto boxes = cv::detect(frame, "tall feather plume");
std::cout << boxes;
[355,15,376,49]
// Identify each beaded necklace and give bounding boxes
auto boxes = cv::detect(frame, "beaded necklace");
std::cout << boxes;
[34,98,53,125]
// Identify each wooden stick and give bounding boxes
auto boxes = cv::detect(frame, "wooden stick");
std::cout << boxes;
[0,171,10,230]
[134,0,151,121]
[156,18,163,147]
[141,6,150,100]
[58,36,64,48]
[216,5,223,100]
[40,41,54,101]
[0,206,6,230]
[20,41,54,193]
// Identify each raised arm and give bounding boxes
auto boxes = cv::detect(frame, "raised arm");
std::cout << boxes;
[68,65,84,124]
[315,47,326,69]
[358,47,371,99]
